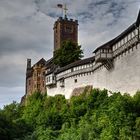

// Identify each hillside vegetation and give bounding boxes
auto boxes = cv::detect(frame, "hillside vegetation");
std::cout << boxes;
[0,89,140,140]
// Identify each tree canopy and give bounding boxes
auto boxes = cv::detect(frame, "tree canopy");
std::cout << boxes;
[53,41,83,67]
[0,90,140,140]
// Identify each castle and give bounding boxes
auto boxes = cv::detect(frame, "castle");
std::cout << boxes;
[24,10,140,99]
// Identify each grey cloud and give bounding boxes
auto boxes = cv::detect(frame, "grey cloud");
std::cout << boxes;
[0,87,23,108]
[0,53,26,87]
[34,0,64,17]
[0,35,52,57]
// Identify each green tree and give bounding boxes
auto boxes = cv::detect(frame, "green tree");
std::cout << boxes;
[1,90,140,140]
[2,101,21,121]
[53,41,83,67]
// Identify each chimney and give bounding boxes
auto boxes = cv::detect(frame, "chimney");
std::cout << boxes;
[27,59,31,70]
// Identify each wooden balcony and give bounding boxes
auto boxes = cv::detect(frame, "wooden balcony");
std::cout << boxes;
[95,52,113,62]
[46,74,56,86]
[95,48,113,70]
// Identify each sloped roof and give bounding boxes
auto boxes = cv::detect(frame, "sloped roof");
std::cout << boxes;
[46,57,95,76]
[33,58,47,67]
[93,39,115,53]
[112,23,136,45]
[45,58,53,67]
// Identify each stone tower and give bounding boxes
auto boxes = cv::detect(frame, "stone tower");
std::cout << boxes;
[53,16,78,51]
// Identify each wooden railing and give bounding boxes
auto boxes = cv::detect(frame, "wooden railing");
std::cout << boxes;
[57,63,102,80]
[95,52,113,61]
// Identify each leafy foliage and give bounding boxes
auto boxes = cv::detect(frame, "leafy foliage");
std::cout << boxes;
[53,41,83,67]
[0,90,140,139]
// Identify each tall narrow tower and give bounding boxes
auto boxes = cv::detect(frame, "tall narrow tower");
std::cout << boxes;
[26,59,32,95]
[53,16,78,51]
[27,59,31,70]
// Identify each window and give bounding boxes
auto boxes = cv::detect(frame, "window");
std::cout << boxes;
[132,31,135,37]
[113,45,116,51]
[60,78,65,87]
[128,34,131,40]
[118,41,120,47]
[125,36,127,43]
[65,25,73,33]
[135,29,138,35]
[52,76,55,81]
[74,79,77,83]
[116,43,118,48]
[47,77,50,83]
[120,41,122,47]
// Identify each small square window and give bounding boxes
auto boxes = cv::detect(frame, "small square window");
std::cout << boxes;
[74,79,77,83]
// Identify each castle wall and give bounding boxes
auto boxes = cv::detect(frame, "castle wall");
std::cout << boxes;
[47,43,140,98]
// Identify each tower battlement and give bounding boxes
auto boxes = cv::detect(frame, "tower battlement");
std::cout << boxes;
[54,16,78,23]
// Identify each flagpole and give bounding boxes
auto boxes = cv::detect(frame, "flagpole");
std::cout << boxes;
[64,4,68,18]
[57,4,63,17]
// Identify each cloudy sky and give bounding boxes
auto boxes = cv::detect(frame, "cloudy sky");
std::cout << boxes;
[0,0,140,108]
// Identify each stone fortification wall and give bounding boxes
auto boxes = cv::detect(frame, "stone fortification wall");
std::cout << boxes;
[47,43,140,98]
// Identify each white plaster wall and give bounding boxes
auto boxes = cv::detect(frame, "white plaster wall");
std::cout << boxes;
[47,43,140,98]
[102,44,140,95]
